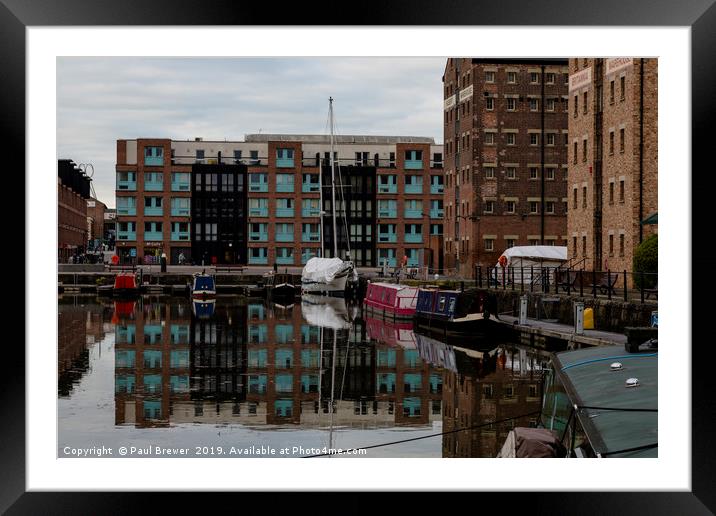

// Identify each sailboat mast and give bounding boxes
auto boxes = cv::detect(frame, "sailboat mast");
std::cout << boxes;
[329,97,339,258]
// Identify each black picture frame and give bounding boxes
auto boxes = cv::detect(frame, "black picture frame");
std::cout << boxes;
[5,0,713,512]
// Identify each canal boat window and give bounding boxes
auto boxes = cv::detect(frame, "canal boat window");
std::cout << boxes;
[448,297,456,313]
[438,296,446,311]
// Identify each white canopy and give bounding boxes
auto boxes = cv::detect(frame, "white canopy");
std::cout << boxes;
[494,246,568,285]
[301,257,351,283]
[499,245,568,263]
[300,296,351,329]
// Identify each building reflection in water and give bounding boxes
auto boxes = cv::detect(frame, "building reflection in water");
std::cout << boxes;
[441,342,552,458]
[112,296,445,430]
[58,296,110,397]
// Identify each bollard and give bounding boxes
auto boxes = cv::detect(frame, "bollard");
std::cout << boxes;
[519,295,528,325]
[574,301,585,335]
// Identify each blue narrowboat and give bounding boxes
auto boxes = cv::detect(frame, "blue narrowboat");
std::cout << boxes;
[192,298,216,319]
[190,272,216,298]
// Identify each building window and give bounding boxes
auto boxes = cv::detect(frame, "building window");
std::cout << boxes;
[486,97,494,110]
[609,182,615,204]
[546,72,555,84]
[530,72,540,84]
[609,234,614,256]
[484,133,495,145]
[530,98,539,111]
[610,80,615,104]
[619,234,625,256]
[546,98,555,111]
[546,201,555,214]
[506,133,516,145]
[582,236,587,256]
[195,149,205,162]
[506,167,517,179]
[582,139,588,162]
[507,98,516,111]
[573,188,578,209]
[582,186,587,209]
[619,180,625,202]
[484,168,495,179]
[506,238,516,248]
[619,128,625,153]
[546,133,555,146]
[506,200,516,213]
[485,71,495,83]
[573,94,578,117]
[530,133,539,146]
[485,200,494,213]
[484,239,494,251]
[572,237,578,257]
[529,167,539,180]
[530,201,539,214]
[573,142,578,164]
[620,76,626,101]
[609,131,615,155]
[546,168,555,180]
[583,91,588,114]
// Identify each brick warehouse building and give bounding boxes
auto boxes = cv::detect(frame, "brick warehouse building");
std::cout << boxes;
[116,136,444,268]
[442,59,570,277]
[58,159,92,262]
[567,58,657,276]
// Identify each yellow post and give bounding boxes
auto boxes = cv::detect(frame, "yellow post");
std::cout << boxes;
[584,307,594,329]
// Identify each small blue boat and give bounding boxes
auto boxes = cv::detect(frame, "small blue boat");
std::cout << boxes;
[192,298,216,319]
[191,271,216,298]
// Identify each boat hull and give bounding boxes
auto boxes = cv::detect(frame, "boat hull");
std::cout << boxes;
[191,290,216,299]
[271,283,296,299]
[301,272,349,296]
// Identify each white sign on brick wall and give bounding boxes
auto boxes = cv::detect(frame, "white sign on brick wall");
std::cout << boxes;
[459,85,474,102]
[569,67,592,92]
[444,95,456,111]
[606,57,633,75]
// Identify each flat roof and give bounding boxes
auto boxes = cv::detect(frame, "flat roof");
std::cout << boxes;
[244,134,435,144]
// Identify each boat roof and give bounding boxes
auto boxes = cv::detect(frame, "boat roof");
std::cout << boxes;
[553,345,658,458]
[369,282,418,292]
[418,287,461,294]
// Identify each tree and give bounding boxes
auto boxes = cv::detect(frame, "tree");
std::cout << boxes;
[633,234,657,289]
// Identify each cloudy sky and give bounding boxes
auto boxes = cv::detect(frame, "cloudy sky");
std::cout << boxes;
[57,57,446,208]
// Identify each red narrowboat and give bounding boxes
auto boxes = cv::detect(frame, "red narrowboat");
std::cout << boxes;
[112,272,140,297]
[362,282,419,319]
[365,315,416,349]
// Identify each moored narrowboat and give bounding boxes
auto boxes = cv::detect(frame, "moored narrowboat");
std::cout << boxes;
[363,282,419,320]
[190,272,216,299]
[111,272,140,298]
[365,315,416,349]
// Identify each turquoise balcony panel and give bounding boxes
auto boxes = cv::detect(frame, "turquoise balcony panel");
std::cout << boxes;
[302,232,321,243]
[430,373,443,393]
[248,304,265,320]
[144,350,162,369]
[302,182,320,193]
[143,325,163,345]
[144,231,163,241]
[276,347,293,364]
[249,253,268,265]
[170,375,190,393]
[301,374,320,393]
[378,184,397,194]
[116,325,136,344]
[275,374,293,393]
[171,206,190,216]
[275,399,293,416]
[404,209,422,218]
[301,250,318,264]
[115,375,135,394]
[407,255,419,267]
[430,209,444,218]
[248,349,268,368]
[171,231,190,242]
[117,180,136,191]
[377,373,397,394]
[170,350,190,368]
[171,179,190,191]
[143,374,163,394]
[249,232,268,242]
[405,159,423,170]
[117,206,136,216]
[405,233,423,244]
[249,176,269,193]
[403,397,422,416]
[379,256,397,267]
[301,207,320,217]
[248,375,267,394]
[378,208,397,218]
[276,157,295,168]
[404,373,423,393]
[276,208,295,218]
[276,182,294,193]
[144,180,164,192]
[405,184,423,194]
[144,206,163,216]
[378,233,397,243]
[404,349,420,367]
[249,207,269,217]
[117,231,136,241]
[143,400,162,420]
[430,184,444,194]
[276,255,294,265]
[276,232,294,243]
[115,350,136,368]
[301,349,320,368]
[377,349,396,367]
[249,325,268,343]
[170,324,189,344]
[144,156,164,167]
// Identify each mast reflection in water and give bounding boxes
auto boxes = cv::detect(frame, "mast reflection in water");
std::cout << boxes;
[58,294,549,457]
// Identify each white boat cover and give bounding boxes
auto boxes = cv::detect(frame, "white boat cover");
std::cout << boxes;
[301,297,351,329]
[301,257,351,283]
[498,245,568,264]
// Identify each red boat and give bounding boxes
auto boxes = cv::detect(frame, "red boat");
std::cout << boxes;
[365,315,416,349]
[362,282,419,319]
[112,272,140,297]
